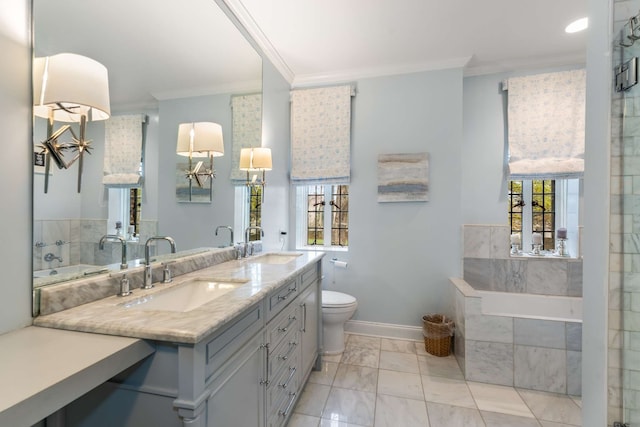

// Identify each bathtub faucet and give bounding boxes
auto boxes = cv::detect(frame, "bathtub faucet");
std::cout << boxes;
[43,252,62,263]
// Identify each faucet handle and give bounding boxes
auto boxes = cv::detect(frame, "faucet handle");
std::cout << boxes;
[235,243,244,259]
[162,261,175,283]
[117,273,131,297]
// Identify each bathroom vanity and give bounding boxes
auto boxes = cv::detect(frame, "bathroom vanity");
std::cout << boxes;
[33,250,323,427]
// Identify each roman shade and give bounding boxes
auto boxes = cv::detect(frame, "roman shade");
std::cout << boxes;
[103,114,146,187]
[290,85,354,184]
[507,69,586,179]
[230,93,262,184]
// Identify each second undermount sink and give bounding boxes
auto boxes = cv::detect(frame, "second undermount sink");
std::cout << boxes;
[250,253,303,265]
[122,277,248,312]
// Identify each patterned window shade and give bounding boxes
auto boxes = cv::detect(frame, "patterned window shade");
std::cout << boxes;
[103,114,146,187]
[291,85,354,184]
[230,93,262,184]
[507,69,586,179]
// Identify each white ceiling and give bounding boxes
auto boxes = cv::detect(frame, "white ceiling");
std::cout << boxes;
[33,0,587,109]
[234,0,587,85]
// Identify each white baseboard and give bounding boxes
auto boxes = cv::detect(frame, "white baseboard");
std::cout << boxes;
[344,320,423,341]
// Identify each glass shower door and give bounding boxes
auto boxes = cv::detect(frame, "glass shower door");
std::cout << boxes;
[611,5,640,425]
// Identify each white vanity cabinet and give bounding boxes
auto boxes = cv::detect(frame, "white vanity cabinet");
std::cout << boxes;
[62,258,322,427]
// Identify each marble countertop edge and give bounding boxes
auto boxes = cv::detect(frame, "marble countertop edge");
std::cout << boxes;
[34,251,325,345]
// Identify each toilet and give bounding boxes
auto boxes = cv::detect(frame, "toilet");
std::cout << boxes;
[322,290,358,354]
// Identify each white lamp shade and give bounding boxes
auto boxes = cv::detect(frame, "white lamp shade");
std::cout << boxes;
[252,147,272,170]
[239,147,272,171]
[239,148,252,170]
[176,122,224,158]
[33,53,110,122]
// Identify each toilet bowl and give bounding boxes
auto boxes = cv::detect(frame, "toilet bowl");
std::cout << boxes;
[322,290,358,354]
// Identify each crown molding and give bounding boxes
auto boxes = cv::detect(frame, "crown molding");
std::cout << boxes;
[152,79,263,101]
[216,0,295,85]
[464,53,587,77]
[292,56,472,87]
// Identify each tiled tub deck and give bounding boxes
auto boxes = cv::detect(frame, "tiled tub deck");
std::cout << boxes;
[451,278,582,396]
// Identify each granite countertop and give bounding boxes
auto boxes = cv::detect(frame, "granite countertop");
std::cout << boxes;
[33,251,324,345]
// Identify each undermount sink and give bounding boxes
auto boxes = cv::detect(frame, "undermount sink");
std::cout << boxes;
[250,253,303,265]
[122,277,248,312]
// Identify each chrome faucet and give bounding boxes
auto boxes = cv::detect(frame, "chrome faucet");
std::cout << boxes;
[99,234,128,270]
[143,236,177,289]
[215,225,234,247]
[244,226,264,257]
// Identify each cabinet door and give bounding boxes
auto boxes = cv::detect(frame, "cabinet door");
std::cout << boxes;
[206,333,265,427]
[298,283,319,377]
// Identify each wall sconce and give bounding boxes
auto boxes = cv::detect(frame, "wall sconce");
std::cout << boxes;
[239,147,272,200]
[176,122,224,202]
[33,53,111,193]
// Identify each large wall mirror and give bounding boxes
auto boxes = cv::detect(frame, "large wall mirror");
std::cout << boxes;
[33,0,262,288]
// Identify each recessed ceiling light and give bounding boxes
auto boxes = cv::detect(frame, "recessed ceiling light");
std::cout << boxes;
[565,17,588,33]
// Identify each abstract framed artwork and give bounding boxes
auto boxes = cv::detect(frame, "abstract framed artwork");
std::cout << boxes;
[377,152,429,202]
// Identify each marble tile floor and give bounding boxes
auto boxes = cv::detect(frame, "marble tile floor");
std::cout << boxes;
[288,333,582,427]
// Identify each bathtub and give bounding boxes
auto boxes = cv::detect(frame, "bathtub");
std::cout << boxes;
[477,290,582,323]
[451,278,583,395]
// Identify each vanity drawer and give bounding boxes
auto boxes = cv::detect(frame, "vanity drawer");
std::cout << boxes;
[268,330,299,381]
[268,279,298,320]
[299,264,318,293]
[267,304,299,350]
[205,303,264,382]
[266,355,299,427]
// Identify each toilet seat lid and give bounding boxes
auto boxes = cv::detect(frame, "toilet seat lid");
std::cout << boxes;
[323,290,357,307]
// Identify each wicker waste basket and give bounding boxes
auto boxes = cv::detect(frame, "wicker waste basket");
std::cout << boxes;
[422,314,455,357]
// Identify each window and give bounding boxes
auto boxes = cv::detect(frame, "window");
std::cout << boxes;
[129,188,142,235]
[233,186,263,243]
[296,185,349,249]
[509,179,580,253]
[247,186,263,242]
[107,187,142,237]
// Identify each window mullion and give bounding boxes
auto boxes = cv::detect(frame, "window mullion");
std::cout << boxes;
[324,185,332,248]
[522,180,533,251]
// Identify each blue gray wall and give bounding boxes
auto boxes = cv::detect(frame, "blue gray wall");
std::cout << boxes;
[0,0,32,334]
[154,59,292,252]
[320,68,464,326]
[156,93,236,250]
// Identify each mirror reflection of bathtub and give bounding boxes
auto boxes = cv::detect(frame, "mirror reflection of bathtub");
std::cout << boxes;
[33,264,106,284]
[33,247,213,288]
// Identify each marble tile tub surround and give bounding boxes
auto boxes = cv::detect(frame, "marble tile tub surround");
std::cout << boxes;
[450,278,582,396]
[37,247,238,316]
[34,251,324,344]
[463,224,583,297]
